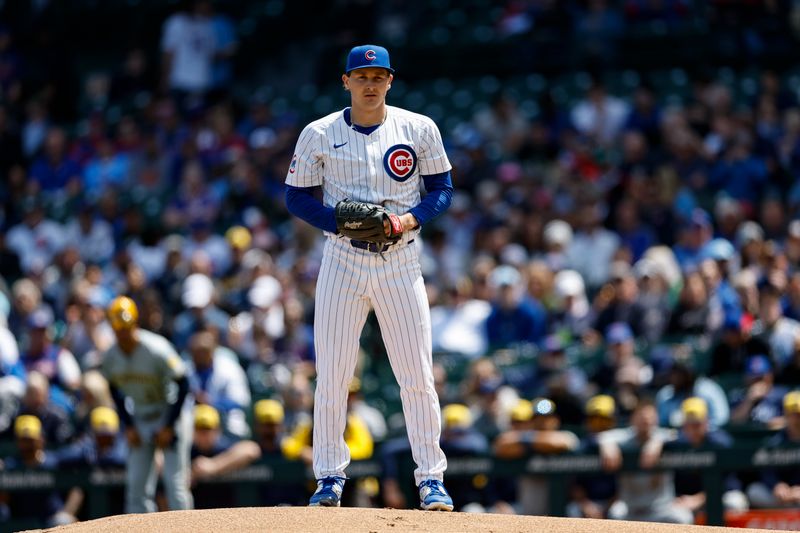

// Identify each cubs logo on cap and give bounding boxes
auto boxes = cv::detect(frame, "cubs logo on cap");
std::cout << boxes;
[346,44,394,73]
[383,144,417,182]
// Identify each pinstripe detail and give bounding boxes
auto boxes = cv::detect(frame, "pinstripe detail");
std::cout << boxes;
[289,104,450,486]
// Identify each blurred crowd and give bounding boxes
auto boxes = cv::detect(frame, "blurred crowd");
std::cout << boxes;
[1,0,800,528]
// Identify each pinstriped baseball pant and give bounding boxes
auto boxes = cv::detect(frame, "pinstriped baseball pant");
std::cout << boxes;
[313,237,447,485]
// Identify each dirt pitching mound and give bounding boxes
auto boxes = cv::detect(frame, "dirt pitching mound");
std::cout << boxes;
[22,507,791,533]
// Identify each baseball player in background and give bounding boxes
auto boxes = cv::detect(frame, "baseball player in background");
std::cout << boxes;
[285,44,454,510]
[102,296,194,513]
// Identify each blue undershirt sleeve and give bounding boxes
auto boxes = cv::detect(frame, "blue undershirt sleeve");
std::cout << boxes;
[285,185,338,234]
[408,171,453,226]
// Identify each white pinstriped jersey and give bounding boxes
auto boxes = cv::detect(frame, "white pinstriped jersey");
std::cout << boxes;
[289,103,451,487]
[285,105,452,231]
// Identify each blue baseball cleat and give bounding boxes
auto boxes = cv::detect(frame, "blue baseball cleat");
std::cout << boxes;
[419,479,454,511]
[309,476,345,507]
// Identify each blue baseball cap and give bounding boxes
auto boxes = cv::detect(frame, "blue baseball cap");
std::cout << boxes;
[702,238,735,261]
[345,45,394,74]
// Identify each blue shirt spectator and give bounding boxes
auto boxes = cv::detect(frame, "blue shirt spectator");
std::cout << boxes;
[485,265,547,349]
[655,361,730,429]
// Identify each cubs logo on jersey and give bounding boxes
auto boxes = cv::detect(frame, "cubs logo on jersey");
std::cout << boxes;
[383,144,417,182]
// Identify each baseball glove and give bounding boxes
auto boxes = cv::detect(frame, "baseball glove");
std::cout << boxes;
[335,199,403,246]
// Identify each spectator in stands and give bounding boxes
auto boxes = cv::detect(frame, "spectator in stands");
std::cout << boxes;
[540,220,573,272]
[567,201,621,290]
[71,370,114,437]
[518,335,587,425]
[732,269,760,320]
[591,322,650,393]
[737,221,766,271]
[430,278,492,359]
[278,374,314,434]
[709,134,768,208]
[229,273,284,362]
[568,395,619,519]
[62,284,115,370]
[162,162,220,233]
[462,358,519,438]
[190,405,260,509]
[28,127,81,195]
[472,92,528,157]
[0,415,80,526]
[747,391,800,508]
[251,399,309,506]
[437,404,491,512]
[570,79,630,146]
[273,296,313,369]
[709,311,769,377]
[63,203,115,266]
[57,406,126,517]
[625,85,662,143]
[58,406,127,469]
[698,255,741,333]
[613,196,656,263]
[485,264,547,350]
[0,322,25,435]
[493,398,579,515]
[0,303,21,371]
[655,358,730,429]
[756,282,800,368]
[347,378,387,441]
[729,355,788,427]
[668,398,748,516]
[173,272,229,351]
[160,0,217,109]
[6,197,65,274]
[550,269,594,340]
[602,399,692,524]
[593,261,640,335]
[183,220,232,277]
[20,307,81,407]
[672,209,714,271]
[14,371,75,446]
[667,270,713,336]
[187,330,250,438]
[82,138,132,200]
[631,258,671,343]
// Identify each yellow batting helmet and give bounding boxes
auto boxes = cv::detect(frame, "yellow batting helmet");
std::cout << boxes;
[107,296,139,331]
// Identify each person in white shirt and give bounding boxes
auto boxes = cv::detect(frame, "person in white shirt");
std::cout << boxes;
[63,205,114,266]
[161,0,217,99]
[430,278,491,359]
[571,81,631,146]
[186,330,250,438]
[567,201,621,291]
[6,199,65,274]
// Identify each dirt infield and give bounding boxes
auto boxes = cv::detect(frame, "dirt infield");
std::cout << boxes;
[22,507,793,533]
